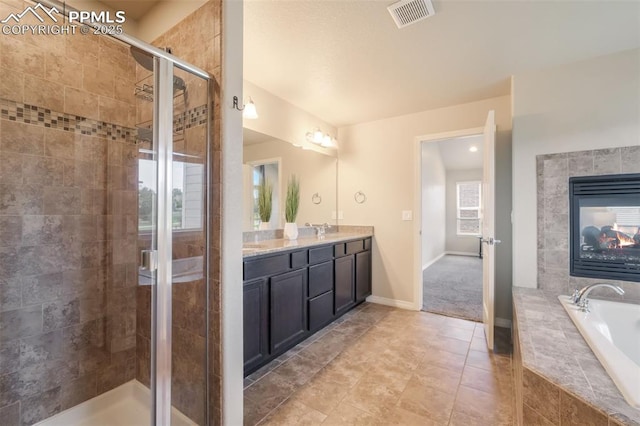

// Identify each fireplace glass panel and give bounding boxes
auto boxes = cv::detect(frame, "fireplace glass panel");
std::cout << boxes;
[579,204,640,263]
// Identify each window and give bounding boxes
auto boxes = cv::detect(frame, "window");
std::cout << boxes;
[456,181,482,236]
[252,165,265,230]
[138,159,204,231]
[249,161,280,230]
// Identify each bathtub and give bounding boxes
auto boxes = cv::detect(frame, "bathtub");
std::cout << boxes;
[559,295,640,408]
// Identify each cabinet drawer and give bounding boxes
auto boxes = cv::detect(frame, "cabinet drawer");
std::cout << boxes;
[244,253,290,281]
[309,246,333,265]
[291,250,308,269]
[308,261,333,298]
[364,238,371,251]
[309,291,334,331]
[346,240,364,255]
[334,243,346,258]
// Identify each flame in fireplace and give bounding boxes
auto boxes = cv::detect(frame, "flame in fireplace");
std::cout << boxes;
[598,228,636,248]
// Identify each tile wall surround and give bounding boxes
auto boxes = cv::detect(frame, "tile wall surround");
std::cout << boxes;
[0,27,138,426]
[0,0,222,424]
[512,288,640,425]
[536,146,640,301]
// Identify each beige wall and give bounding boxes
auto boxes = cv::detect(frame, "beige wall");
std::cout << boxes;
[512,48,640,289]
[445,168,483,255]
[420,143,446,268]
[337,95,513,320]
[243,80,337,156]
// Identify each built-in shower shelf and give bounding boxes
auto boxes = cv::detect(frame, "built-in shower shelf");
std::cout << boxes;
[135,83,154,102]
[135,118,185,145]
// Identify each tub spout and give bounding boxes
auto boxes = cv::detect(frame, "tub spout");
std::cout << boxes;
[574,283,624,312]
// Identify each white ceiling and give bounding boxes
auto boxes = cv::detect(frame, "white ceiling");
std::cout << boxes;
[436,135,483,171]
[244,0,640,127]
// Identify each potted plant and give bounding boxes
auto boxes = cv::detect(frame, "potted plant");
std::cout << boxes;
[257,178,273,230]
[284,175,300,240]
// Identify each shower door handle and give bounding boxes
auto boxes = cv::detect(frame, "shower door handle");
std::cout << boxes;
[140,250,158,271]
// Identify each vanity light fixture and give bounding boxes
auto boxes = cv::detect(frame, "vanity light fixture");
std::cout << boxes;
[305,128,338,149]
[469,146,478,152]
[232,96,259,119]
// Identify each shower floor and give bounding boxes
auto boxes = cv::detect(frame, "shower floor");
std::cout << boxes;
[34,380,196,426]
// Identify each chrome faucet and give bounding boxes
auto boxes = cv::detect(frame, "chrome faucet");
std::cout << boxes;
[572,283,624,312]
[305,223,331,238]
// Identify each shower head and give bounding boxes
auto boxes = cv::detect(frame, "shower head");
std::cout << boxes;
[131,46,153,71]
[130,46,187,93]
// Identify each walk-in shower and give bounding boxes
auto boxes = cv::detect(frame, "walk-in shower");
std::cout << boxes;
[0,1,214,425]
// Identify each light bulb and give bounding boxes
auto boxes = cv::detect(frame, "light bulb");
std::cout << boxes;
[242,97,258,119]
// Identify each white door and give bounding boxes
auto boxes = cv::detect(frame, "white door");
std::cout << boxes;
[482,110,497,351]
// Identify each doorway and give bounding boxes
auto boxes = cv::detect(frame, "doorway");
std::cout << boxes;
[420,135,484,322]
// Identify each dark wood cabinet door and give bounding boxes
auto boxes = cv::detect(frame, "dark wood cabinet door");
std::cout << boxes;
[308,260,333,298]
[243,278,269,374]
[334,255,355,314]
[309,291,334,332]
[270,269,308,353]
[355,250,371,302]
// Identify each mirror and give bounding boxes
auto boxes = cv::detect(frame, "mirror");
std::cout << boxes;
[243,128,337,231]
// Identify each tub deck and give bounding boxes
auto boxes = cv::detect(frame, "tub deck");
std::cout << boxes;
[513,288,640,425]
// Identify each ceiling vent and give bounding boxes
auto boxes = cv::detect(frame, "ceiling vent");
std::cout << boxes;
[387,0,435,29]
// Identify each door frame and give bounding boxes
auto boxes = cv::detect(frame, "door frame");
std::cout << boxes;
[412,127,485,312]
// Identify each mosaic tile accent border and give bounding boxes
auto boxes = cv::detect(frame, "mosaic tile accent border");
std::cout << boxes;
[175,104,209,133]
[0,97,137,143]
[0,97,209,144]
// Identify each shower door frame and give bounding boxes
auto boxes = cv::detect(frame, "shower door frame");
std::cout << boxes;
[36,1,214,424]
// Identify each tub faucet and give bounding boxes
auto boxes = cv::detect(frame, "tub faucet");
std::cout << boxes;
[572,283,624,312]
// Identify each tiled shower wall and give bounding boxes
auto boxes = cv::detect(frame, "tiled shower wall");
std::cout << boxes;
[536,146,640,301]
[0,17,138,426]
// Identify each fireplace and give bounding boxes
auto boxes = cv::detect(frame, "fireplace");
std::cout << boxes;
[570,173,640,282]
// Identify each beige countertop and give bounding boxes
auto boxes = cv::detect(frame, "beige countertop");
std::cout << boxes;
[242,231,373,258]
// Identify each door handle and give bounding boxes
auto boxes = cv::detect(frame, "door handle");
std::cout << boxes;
[140,250,158,271]
[481,237,501,245]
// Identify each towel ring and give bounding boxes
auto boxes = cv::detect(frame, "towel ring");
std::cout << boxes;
[354,191,366,204]
[312,193,322,205]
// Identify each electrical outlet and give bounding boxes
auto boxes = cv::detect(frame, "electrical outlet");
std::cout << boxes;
[338,211,344,220]
[402,210,413,221]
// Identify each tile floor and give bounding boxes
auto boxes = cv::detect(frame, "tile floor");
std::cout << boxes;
[243,303,514,426]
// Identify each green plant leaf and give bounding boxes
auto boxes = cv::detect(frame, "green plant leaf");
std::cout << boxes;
[257,178,273,222]
[285,175,300,223]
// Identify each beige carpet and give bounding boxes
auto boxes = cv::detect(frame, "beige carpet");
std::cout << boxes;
[422,254,483,322]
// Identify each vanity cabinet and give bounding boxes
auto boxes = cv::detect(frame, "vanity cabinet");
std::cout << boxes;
[334,255,355,315]
[308,260,335,332]
[355,250,371,302]
[270,269,307,353]
[242,237,372,376]
[243,278,269,373]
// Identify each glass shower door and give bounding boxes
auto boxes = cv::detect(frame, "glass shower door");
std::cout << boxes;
[138,56,209,425]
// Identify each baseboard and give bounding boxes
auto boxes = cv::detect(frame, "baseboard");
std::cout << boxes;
[495,317,512,328]
[445,251,479,257]
[366,295,416,311]
[422,252,446,271]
